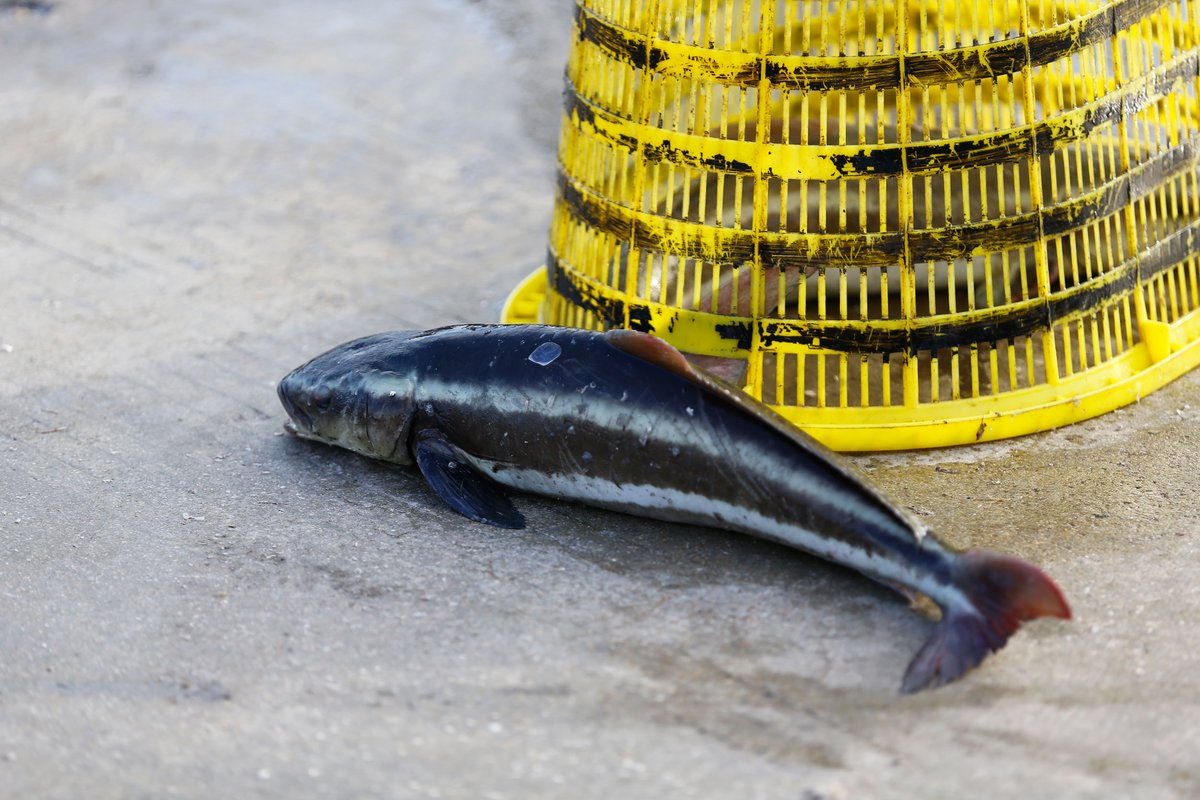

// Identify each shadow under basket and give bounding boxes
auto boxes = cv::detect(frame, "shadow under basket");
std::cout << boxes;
[503,0,1200,451]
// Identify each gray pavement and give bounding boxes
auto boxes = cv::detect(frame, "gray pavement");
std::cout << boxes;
[1,2,1198,798]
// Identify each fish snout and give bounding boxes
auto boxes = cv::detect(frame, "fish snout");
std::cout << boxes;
[277,376,315,434]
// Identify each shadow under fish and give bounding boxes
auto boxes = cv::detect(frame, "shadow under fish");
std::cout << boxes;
[277,324,1070,693]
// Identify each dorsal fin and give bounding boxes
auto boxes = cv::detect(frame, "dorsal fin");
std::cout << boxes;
[604,330,818,453]
[604,329,695,379]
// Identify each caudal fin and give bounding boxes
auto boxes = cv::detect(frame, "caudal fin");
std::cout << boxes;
[901,550,1071,693]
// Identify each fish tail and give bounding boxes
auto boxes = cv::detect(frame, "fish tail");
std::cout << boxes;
[901,550,1071,693]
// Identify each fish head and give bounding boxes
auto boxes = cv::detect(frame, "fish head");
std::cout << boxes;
[278,331,424,464]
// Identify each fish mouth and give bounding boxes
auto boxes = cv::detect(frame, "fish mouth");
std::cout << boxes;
[278,388,314,434]
[283,419,321,441]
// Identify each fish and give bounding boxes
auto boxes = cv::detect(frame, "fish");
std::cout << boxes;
[277,323,1070,692]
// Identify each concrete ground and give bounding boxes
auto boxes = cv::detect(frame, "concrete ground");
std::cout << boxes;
[1,1,1198,797]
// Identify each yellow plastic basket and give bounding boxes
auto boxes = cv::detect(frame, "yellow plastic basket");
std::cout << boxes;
[503,0,1200,450]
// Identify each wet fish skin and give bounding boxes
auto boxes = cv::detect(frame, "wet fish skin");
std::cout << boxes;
[278,323,1070,692]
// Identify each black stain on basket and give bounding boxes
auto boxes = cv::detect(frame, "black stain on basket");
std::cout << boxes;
[715,322,754,350]
[766,59,900,91]
[573,0,1166,89]
[550,254,627,329]
[639,137,753,174]
[828,148,902,177]
[627,306,654,332]
[547,251,670,335]
[563,82,596,127]
[575,3,671,73]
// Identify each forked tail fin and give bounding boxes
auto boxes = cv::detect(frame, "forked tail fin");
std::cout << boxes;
[901,550,1071,694]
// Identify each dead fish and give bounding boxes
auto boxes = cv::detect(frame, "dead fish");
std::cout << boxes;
[277,324,1070,692]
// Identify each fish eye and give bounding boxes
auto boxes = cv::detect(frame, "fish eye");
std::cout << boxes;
[311,387,333,412]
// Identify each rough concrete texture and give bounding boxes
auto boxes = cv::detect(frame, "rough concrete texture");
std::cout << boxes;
[1,2,1198,798]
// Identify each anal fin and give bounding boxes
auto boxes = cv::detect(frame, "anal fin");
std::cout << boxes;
[413,428,525,529]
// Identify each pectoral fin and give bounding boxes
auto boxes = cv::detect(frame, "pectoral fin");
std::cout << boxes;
[412,428,525,529]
